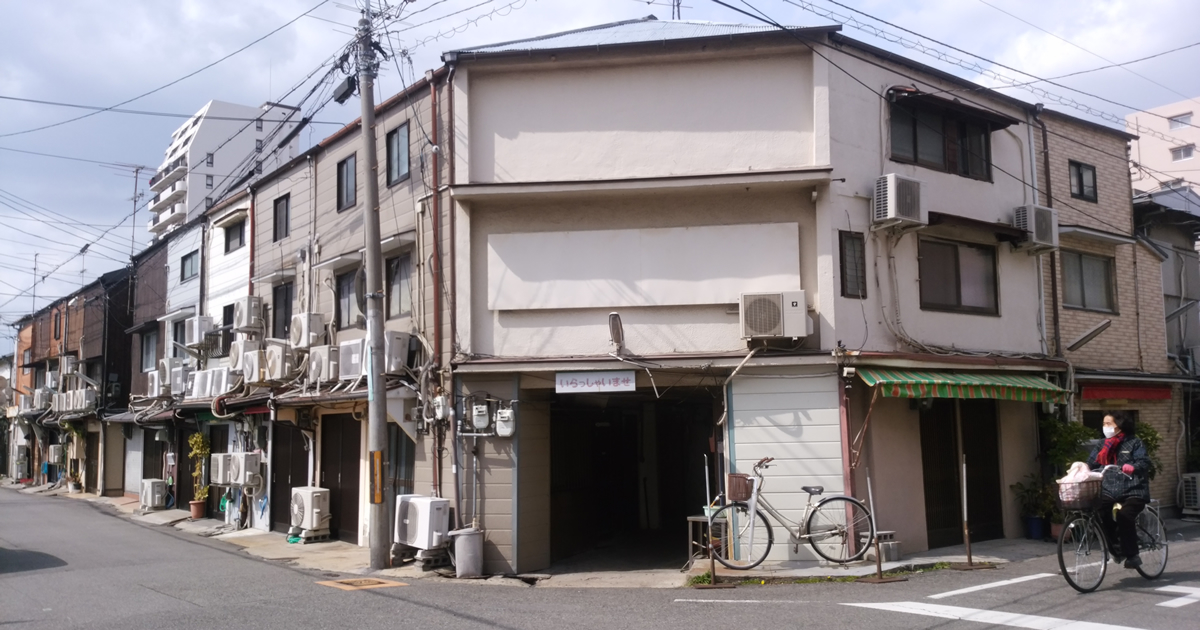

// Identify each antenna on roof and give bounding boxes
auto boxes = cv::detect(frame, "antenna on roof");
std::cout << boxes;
[673,0,682,20]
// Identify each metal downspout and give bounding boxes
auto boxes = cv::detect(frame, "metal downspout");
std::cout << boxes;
[1033,106,1062,357]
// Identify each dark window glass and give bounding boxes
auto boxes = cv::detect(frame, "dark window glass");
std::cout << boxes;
[255,139,263,153]
[891,100,992,181]
[273,195,290,242]
[205,175,213,189]
[839,231,867,299]
[386,124,410,185]
[1061,251,1114,311]
[255,118,263,132]
[172,320,186,358]
[337,154,357,211]
[221,304,235,357]
[225,220,245,253]
[53,312,61,339]
[918,239,998,315]
[336,271,359,329]
[1069,161,1098,202]
[272,283,294,339]
[386,253,413,318]
[180,251,199,281]
[141,330,157,372]
[205,153,214,167]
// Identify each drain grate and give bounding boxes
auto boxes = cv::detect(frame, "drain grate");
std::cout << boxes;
[316,577,408,591]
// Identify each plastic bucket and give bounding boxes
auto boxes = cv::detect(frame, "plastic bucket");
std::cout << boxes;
[450,527,483,578]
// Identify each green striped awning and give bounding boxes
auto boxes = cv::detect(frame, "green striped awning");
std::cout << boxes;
[858,368,1067,404]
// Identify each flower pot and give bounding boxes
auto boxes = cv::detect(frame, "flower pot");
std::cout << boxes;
[1050,521,1064,540]
[67,482,81,493]
[189,500,206,520]
[1023,515,1045,540]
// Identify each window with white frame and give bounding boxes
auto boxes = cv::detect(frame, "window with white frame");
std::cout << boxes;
[386,123,410,186]
[386,253,413,318]
[336,270,360,329]
[180,250,199,281]
[1171,145,1194,162]
[1168,113,1192,130]
[337,154,357,211]
[141,329,158,372]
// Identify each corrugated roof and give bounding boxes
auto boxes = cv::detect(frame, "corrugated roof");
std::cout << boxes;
[447,15,834,55]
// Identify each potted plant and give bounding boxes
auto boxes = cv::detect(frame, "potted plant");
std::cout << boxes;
[1009,474,1051,540]
[188,432,211,520]
[66,471,81,494]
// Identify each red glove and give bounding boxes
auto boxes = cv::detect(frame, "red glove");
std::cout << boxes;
[1122,464,1134,474]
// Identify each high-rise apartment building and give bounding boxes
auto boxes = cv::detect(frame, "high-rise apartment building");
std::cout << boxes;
[1126,97,1200,192]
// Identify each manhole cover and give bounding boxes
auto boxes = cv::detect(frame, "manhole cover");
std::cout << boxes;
[316,577,408,591]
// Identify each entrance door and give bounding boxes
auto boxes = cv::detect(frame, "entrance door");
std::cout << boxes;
[142,428,164,481]
[919,399,1004,548]
[384,424,416,540]
[960,400,1004,542]
[272,422,311,531]
[84,432,100,493]
[208,425,229,518]
[320,414,361,542]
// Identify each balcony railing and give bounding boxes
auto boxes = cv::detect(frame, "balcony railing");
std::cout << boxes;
[148,180,186,214]
[149,157,187,192]
[148,203,186,234]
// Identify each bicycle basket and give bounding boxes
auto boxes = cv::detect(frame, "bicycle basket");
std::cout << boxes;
[1057,479,1101,510]
[727,473,754,502]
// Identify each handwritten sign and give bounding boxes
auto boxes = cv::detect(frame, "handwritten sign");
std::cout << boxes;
[555,371,636,393]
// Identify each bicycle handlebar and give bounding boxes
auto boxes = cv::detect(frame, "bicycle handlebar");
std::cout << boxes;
[753,457,775,472]
[1100,464,1133,480]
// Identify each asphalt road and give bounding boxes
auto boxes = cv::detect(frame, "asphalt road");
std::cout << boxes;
[3,489,1200,629]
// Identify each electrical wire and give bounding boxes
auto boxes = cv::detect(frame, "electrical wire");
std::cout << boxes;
[0,95,346,125]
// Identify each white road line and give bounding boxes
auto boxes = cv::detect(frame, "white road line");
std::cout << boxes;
[844,602,1145,630]
[928,573,1056,599]
[1156,585,1200,608]
[673,599,809,604]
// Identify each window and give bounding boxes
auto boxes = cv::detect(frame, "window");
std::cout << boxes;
[172,320,186,358]
[273,194,290,242]
[180,250,199,281]
[205,197,213,209]
[1171,145,1194,162]
[1069,161,1097,202]
[205,174,213,189]
[272,282,294,339]
[205,153,214,167]
[141,330,158,372]
[254,160,262,175]
[918,239,998,315]
[22,349,30,376]
[386,253,413,319]
[839,231,867,299]
[336,270,360,329]
[386,123,410,185]
[337,154,357,211]
[225,220,245,253]
[255,139,263,153]
[1168,113,1192,130]
[890,100,992,180]
[53,312,61,340]
[1061,251,1115,312]
[221,304,235,357]
[256,118,263,132]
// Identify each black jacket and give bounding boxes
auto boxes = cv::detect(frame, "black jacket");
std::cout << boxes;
[1087,435,1151,501]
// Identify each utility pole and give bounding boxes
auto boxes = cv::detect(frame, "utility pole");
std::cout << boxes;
[131,166,144,257]
[356,13,389,572]
[32,253,37,314]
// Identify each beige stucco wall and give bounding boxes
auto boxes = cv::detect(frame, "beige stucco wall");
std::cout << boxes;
[1125,98,1200,192]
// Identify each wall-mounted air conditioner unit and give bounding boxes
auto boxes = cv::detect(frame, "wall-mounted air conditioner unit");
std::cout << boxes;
[188,370,210,399]
[140,479,167,510]
[291,487,332,531]
[51,393,65,413]
[48,444,62,463]
[160,358,182,380]
[1184,473,1200,517]
[210,453,232,486]
[1013,204,1059,254]
[309,345,338,385]
[185,316,214,345]
[61,356,77,375]
[147,371,165,397]
[46,371,60,389]
[233,296,263,332]
[18,394,32,411]
[394,495,451,550]
[229,452,261,486]
[242,350,265,384]
[383,331,413,375]
[338,339,365,380]
[170,366,189,396]
[265,343,292,381]
[228,339,260,372]
[32,390,49,409]
[289,313,325,349]
[740,290,808,339]
[209,367,230,396]
[79,389,96,410]
[872,174,926,230]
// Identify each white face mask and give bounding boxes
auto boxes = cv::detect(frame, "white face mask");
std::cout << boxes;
[1103,426,1117,439]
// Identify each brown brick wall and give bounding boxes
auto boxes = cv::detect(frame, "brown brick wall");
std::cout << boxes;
[1035,113,1133,234]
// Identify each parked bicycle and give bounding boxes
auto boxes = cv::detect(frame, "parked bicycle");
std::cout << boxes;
[710,457,875,570]
[1057,467,1169,593]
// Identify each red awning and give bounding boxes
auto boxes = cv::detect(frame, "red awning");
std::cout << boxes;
[1081,385,1171,400]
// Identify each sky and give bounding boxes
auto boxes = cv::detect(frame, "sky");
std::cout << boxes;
[1,0,1199,354]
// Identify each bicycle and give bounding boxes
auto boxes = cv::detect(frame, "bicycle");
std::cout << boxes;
[710,457,875,570]
[1056,467,1169,593]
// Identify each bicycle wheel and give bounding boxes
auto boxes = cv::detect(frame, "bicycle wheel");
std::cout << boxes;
[711,502,773,570]
[1058,516,1108,593]
[806,496,875,564]
[1135,508,1168,580]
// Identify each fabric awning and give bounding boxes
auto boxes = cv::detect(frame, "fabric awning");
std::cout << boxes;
[858,368,1067,404]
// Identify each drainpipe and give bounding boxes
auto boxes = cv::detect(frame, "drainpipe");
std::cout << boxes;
[247,189,256,297]
[1026,109,1048,356]
[1033,105,1063,357]
[446,59,458,360]
[428,73,443,367]
[198,223,208,318]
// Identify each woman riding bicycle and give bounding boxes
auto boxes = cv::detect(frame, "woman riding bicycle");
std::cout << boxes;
[1087,411,1152,569]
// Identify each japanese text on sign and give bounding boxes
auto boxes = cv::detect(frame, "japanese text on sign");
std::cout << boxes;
[555,370,636,393]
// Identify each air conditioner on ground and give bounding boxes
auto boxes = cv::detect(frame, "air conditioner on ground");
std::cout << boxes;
[740,290,808,339]
[170,366,189,396]
[308,345,338,385]
[1013,204,1059,254]
[185,316,214,345]
[61,356,77,375]
[229,452,261,486]
[242,350,265,384]
[338,339,365,380]
[383,331,413,375]
[48,444,62,462]
[147,371,166,397]
[233,296,263,331]
[33,390,49,409]
[872,173,926,230]
[188,369,210,399]
[291,486,332,531]
[1183,473,1200,517]
[289,313,325,349]
[395,495,451,549]
[140,479,167,510]
[210,453,232,485]
[46,371,60,389]
[229,339,260,372]
[209,366,230,396]
[265,343,292,381]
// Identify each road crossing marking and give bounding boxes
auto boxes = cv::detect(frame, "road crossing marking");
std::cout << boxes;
[673,599,810,604]
[844,601,1145,630]
[1155,585,1200,608]
[927,573,1056,599]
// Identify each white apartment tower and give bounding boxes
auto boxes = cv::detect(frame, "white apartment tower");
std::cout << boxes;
[1126,97,1200,193]
[146,100,301,236]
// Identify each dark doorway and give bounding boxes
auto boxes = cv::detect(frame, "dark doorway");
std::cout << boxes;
[384,424,417,541]
[208,424,229,517]
[919,399,1004,549]
[272,421,311,531]
[320,414,361,542]
[84,431,99,493]
[142,427,165,481]
[176,427,197,507]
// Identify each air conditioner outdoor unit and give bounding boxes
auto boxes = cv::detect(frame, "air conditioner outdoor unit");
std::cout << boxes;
[46,371,60,389]
[308,345,338,385]
[140,479,167,510]
[61,356,77,375]
[209,366,230,396]
[229,452,261,486]
[291,486,332,531]
[265,343,292,381]
[68,391,80,411]
[79,389,96,410]
[210,453,232,486]
[740,290,808,339]
[233,296,263,331]
[229,339,260,372]
[872,174,927,230]
[33,390,49,409]
[338,339,365,380]
[160,357,182,380]
[185,316,214,345]
[1183,473,1200,517]
[383,331,413,375]
[147,371,165,397]
[395,495,451,550]
[1013,204,1059,254]
[51,393,65,413]
[242,350,265,384]
[170,366,189,396]
[188,369,210,399]
[289,313,325,349]
[48,444,62,463]
[18,394,32,411]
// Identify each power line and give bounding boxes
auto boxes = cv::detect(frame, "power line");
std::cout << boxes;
[0,145,151,169]
[0,94,346,126]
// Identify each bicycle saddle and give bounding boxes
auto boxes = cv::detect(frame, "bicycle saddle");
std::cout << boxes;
[801,485,824,495]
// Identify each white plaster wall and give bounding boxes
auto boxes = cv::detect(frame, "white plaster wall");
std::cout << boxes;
[466,53,816,183]
[165,224,203,314]
[205,204,251,319]
[1126,100,1199,192]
